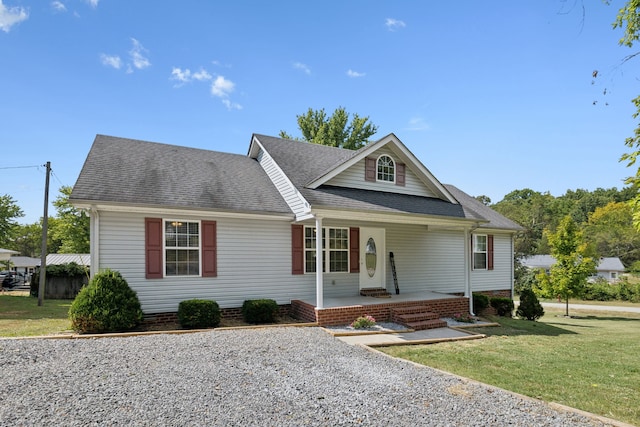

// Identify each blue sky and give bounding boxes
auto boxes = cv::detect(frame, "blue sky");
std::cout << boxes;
[1,0,638,225]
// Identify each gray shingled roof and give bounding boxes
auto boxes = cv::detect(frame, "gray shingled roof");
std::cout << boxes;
[72,134,524,229]
[302,185,466,217]
[521,255,625,272]
[445,184,524,231]
[70,135,292,215]
[255,135,521,224]
[253,134,359,186]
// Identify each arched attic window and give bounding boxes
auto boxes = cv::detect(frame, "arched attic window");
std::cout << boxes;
[377,155,395,182]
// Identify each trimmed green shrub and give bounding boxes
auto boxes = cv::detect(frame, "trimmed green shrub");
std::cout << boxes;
[472,293,490,313]
[178,299,221,329]
[242,299,279,324]
[516,288,544,321]
[68,269,143,333]
[490,297,514,317]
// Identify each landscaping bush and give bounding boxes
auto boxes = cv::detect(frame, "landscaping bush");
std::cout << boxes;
[242,299,279,324]
[472,293,489,313]
[490,297,514,317]
[351,314,376,329]
[178,299,221,329]
[583,279,616,301]
[614,278,640,303]
[516,288,544,321]
[68,269,143,333]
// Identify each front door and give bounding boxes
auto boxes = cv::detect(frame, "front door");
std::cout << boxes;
[359,227,386,290]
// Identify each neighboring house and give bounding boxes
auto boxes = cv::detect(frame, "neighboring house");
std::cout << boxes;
[520,255,625,283]
[70,133,523,324]
[46,254,91,267]
[9,256,41,276]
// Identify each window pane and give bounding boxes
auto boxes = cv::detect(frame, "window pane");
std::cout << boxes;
[474,253,487,269]
[189,235,199,247]
[166,250,177,262]
[330,251,348,272]
[177,235,188,247]
[305,250,316,273]
[188,222,199,234]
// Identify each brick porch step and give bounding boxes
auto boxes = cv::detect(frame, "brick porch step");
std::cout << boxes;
[359,288,392,298]
[404,318,448,330]
[391,306,448,331]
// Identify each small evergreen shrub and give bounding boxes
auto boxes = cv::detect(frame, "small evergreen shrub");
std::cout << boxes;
[178,299,221,328]
[68,269,143,333]
[472,293,490,313]
[516,288,544,321]
[490,297,514,317]
[242,299,279,324]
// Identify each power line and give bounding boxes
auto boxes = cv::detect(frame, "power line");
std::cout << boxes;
[0,165,42,170]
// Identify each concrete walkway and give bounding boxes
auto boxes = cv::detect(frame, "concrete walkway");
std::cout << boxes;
[335,326,486,346]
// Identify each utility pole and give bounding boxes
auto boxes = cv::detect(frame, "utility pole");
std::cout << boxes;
[38,161,51,307]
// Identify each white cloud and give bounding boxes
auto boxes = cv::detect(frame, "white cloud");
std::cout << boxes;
[51,1,66,12]
[385,18,406,31]
[192,68,212,81]
[211,75,235,98]
[405,116,430,131]
[100,54,122,69]
[0,0,28,33]
[86,0,98,8]
[129,38,150,70]
[347,69,365,78]
[211,75,242,110]
[170,67,212,87]
[293,62,311,75]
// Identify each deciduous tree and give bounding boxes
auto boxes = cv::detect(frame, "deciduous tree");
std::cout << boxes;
[535,216,596,316]
[0,194,24,248]
[50,186,89,253]
[279,107,378,150]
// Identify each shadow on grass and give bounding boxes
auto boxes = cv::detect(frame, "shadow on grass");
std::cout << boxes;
[474,316,577,337]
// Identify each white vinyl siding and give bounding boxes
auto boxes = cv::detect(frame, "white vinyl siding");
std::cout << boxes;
[97,211,317,314]
[470,233,513,292]
[325,147,436,197]
[256,149,308,216]
[96,211,514,313]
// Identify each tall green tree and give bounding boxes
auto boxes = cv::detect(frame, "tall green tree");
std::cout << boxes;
[491,189,556,256]
[0,194,24,248]
[583,201,640,266]
[613,0,640,229]
[535,216,596,317]
[279,107,378,150]
[50,186,89,253]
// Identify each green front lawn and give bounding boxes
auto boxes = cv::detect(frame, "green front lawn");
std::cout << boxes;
[0,293,72,337]
[380,309,640,426]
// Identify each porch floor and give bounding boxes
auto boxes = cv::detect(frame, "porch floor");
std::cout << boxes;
[302,290,461,309]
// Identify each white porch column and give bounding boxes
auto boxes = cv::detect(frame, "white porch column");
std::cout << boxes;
[464,227,474,315]
[315,215,324,309]
[89,207,99,278]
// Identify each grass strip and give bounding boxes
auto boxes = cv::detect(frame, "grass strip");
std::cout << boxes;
[380,309,640,426]
[0,294,72,337]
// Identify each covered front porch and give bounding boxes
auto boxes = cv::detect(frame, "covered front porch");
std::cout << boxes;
[291,290,469,326]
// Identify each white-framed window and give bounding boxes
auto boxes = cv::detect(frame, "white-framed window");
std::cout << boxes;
[473,234,487,270]
[304,227,349,273]
[377,155,395,182]
[164,220,200,276]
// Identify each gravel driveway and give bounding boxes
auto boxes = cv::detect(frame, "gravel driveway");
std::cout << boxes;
[0,327,614,426]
